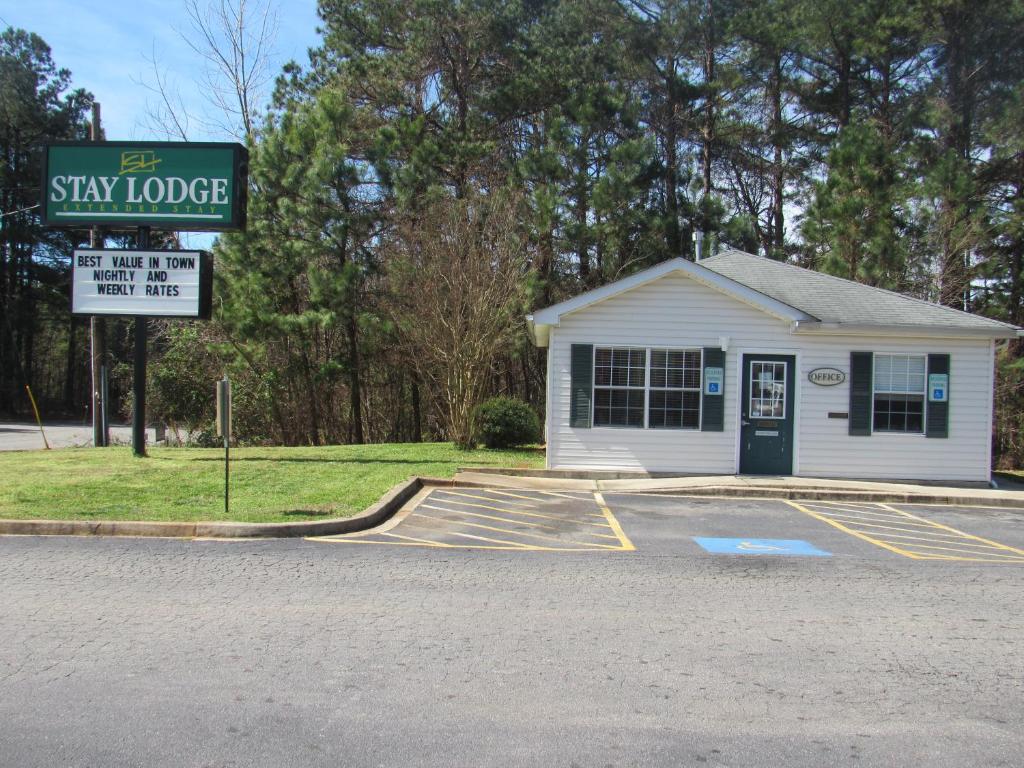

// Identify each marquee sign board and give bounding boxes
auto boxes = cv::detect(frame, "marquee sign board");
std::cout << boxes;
[42,142,247,230]
[807,367,846,386]
[72,249,212,318]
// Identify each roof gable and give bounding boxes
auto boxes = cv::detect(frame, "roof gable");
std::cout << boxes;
[527,258,814,345]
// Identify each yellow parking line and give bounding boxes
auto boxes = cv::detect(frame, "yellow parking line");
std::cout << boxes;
[434,490,538,508]
[916,554,1024,563]
[381,533,455,547]
[789,500,1024,563]
[425,497,545,516]
[807,516,967,538]
[878,503,1024,556]
[432,529,539,549]
[538,490,591,500]
[810,506,940,523]
[877,541,1024,560]
[409,513,622,549]
[853,531,1021,550]
[418,504,559,531]
[486,489,550,502]
[425,497,611,527]
[594,492,636,551]
[786,500,924,559]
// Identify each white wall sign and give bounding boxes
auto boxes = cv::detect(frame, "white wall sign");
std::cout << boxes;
[928,373,949,402]
[72,249,211,318]
[704,366,724,395]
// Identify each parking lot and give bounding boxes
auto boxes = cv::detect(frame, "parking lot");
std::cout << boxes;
[318,487,1024,566]
[3,490,1023,767]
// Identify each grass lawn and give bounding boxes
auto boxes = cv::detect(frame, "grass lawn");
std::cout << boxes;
[0,443,543,524]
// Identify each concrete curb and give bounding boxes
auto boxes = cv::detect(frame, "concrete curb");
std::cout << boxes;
[604,486,1024,508]
[0,476,455,540]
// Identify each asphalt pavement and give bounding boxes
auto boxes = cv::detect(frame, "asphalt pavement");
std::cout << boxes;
[1,493,1022,767]
[0,421,156,451]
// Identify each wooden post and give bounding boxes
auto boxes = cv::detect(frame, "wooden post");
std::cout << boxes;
[88,101,108,447]
[132,226,150,457]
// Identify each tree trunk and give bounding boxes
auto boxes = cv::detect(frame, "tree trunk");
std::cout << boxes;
[347,314,364,444]
[770,53,785,258]
[700,0,716,205]
[664,81,681,256]
[411,375,422,442]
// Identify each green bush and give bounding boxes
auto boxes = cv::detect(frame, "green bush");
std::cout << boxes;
[473,396,541,448]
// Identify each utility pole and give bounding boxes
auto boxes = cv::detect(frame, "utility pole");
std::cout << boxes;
[88,102,108,448]
[133,225,150,457]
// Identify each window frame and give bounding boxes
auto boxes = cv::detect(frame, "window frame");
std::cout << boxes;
[871,353,927,435]
[591,345,703,430]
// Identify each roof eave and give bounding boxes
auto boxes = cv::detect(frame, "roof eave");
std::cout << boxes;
[793,320,1021,340]
[525,315,550,347]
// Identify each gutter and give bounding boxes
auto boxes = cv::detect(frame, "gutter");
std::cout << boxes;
[792,320,1021,340]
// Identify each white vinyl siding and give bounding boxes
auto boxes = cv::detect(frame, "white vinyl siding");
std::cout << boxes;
[546,271,993,482]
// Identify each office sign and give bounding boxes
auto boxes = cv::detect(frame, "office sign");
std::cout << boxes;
[43,142,247,230]
[72,249,212,318]
[807,367,846,386]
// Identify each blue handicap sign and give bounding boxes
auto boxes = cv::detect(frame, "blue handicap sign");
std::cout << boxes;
[693,537,831,557]
[707,382,720,393]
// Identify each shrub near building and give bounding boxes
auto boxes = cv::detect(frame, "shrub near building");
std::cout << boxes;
[473,397,541,449]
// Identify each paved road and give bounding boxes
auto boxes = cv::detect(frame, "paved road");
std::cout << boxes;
[1,494,1022,767]
[0,421,156,451]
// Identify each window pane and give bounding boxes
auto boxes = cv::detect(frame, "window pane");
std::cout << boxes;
[682,390,701,428]
[875,354,926,394]
[750,361,785,418]
[873,394,924,433]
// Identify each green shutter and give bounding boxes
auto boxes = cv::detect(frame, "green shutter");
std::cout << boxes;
[926,353,950,438]
[701,347,725,431]
[570,344,593,428]
[849,351,873,436]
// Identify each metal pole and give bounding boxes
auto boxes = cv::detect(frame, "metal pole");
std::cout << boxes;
[88,102,107,447]
[225,431,230,517]
[132,226,150,457]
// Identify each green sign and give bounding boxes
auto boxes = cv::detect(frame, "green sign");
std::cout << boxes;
[42,141,247,231]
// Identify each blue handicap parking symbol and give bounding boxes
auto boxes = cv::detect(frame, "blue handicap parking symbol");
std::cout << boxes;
[693,537,831,556]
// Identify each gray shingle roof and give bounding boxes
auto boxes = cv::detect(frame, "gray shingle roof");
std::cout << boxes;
[700,249,1018,333]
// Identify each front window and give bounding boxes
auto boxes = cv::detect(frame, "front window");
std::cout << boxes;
[593,347,702,429]
[873,354,925,433]
[649,350,702,428]
[594,348,646,427]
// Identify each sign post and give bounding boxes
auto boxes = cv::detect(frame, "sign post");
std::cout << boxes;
[216,377,232,516]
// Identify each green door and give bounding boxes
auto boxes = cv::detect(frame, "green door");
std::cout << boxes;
[739,354,795,475]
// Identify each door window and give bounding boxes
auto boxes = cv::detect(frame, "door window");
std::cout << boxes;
[749,361,787,419]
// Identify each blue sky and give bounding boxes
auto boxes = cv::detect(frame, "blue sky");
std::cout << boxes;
[1,0,321,141]
[3,0,320,245]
